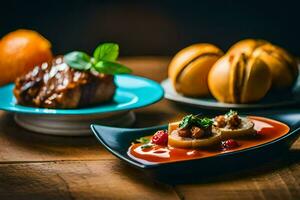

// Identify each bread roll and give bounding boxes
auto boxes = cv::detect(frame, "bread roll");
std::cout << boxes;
[208,52,272,103]
[256,43,298,90]
[228,39,298,91]
[168,43,223,96]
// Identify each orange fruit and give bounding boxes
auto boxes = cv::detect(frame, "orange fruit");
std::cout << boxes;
[0,29,52,86]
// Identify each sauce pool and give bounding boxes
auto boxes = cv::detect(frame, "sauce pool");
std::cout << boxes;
[128,116,290,164]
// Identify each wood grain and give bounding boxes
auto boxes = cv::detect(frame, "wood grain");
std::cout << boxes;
[175,150,300,200]
[0,57,300,200]
[0,160,179,200]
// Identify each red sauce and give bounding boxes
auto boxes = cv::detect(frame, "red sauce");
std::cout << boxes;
[128,116,290,164]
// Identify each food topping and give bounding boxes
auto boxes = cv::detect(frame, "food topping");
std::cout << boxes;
[136,137,150,144]
[178,128,191,138]
[177,114,213,139]
[214,110,242,129]
[190,126,205,139]
[221,139,239,150]
[151,130,168,146]
[227,112,241,129]
[214,115,226,128]
[64,43,132,75]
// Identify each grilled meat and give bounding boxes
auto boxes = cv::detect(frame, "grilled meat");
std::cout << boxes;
[14,57,116,108]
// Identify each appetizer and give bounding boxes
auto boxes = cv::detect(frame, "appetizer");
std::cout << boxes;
[168,115,221,148]
[128,110,290,163]
[213,110,255,139]
[14,43,131,109]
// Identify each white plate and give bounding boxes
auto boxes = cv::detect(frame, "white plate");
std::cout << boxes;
[15,111,135,136]
[161,78,300,110]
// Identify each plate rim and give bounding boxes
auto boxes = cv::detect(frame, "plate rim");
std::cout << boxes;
[161,78,300,109]
[0,75,164,115]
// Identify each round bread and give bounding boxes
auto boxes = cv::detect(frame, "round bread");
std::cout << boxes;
[227,39,268,56]
[208,51,272,103]
[168,43,223,96]
[228,39,298,91]
[168,129,221,149]
[255,43,298,90]
[213,117,255,140]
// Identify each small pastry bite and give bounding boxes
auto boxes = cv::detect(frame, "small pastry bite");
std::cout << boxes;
[168,43,224,97]
[228,39,298,91]
[208,51,272,103]
[168,115,221,148]
[213,110,255,140]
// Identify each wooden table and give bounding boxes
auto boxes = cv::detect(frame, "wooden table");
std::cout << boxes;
[1,57,300,200]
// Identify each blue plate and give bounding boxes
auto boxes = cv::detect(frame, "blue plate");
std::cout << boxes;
[0,75,164,115]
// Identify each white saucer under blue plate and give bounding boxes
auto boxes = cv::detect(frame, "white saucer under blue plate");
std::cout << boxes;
[0,75,164,136]
[161,78,300,110]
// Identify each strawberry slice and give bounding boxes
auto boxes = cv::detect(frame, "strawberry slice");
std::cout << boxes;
[221,139,239,150]
[152,130,168,146]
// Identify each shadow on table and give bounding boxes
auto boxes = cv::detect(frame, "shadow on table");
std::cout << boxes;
[0,113,102,157]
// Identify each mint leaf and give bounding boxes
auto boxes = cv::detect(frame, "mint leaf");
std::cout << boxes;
[94,60,132,75]
[179,114,193,128]
[179,115,213,129]
[141,144,154,149]
[225,110,238,117]
[93,43,119,62]
[198,117,213,128]
[136,137,150,144]
[64,51,92,70]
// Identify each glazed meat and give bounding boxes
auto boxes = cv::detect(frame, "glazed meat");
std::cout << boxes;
[14,57,116,109]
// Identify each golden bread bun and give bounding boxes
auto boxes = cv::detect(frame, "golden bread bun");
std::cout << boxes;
[0,29,52,86]
[228,39,268,56]
[208,52,272,103]
[255,43,298,90]
[228,39,298,91]
[168,43,223,96]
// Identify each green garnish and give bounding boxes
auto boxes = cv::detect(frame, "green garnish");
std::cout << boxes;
[64,43,132,75]
[225,110,238,117]
[179,114,213,129]
[141,144,154,149]
[136,137,150,144]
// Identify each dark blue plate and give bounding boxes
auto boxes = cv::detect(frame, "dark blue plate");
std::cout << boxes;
[91,109,300,180]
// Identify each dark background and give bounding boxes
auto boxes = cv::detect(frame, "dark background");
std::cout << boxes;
[1,0,300,56]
